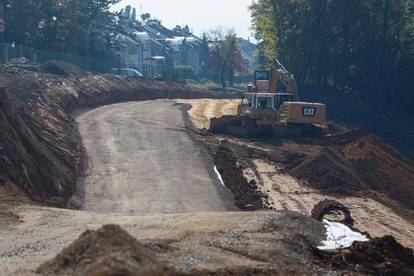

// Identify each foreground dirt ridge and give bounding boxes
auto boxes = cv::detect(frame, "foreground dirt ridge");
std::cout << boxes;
[0,67,224,206]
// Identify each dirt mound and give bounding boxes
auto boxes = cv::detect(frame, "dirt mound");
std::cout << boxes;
[288,130,414,209]
[37,224,176,276]
[317,236,414,275]
[328,128,369,145]
[289,146,363,194]
[342,134,414,208]
[39,60,84,76]
[214,144,271,210]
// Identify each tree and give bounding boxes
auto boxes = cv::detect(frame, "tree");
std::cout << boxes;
[207,29,247,93]
[249,0,414,118]
[222,32,247,87]
[199,33,210,77]
[0,0,121,58]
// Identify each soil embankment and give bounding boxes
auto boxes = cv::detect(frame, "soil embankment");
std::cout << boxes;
[288,130,414,210]
[0,66,220,206]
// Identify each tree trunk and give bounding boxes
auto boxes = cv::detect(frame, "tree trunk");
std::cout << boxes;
[221,62,227,94]
[229,68,234,87]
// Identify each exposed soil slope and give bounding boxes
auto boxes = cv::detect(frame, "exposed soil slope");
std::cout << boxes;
[0,66,219,206]
[0,88,75,206]
[204,103,414,211]
[183,100,414,248]
[288,130,414,209]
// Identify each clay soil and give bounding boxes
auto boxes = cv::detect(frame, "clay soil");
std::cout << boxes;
[287,130,414,210]
[184,100,414,249]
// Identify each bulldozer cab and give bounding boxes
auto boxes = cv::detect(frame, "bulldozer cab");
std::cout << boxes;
[275,93,295,108]
[254,71,270,81]
[250,71,271,93]
[239,93,295,115]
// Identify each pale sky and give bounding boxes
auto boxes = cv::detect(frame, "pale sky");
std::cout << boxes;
[111,0,254,39]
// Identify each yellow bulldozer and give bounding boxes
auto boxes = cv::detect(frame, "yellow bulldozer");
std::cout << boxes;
[211,59,327,137]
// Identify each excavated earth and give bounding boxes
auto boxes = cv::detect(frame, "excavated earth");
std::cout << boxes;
[197,102,414,210]
[182,100,414,247]
[1,68,414,275]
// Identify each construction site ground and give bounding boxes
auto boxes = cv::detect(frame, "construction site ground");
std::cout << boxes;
[1,99,330,275]
[1,67,413,275]
[179,99,414,249]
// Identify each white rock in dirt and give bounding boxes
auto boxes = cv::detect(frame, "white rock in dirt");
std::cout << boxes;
[213,165,226,187]
[318,219,369,250]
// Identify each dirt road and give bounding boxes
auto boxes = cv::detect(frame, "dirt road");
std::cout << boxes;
[77,100,235,213]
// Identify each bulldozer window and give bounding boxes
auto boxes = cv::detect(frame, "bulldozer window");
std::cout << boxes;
[258,97,273,109]
[255,71,270,81]
[275,94,294,109]
[241,97,250,105]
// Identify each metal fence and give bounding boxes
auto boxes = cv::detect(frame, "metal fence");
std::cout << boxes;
[0,43,115,73]
[0,43,175,79]
[0,43,207,82]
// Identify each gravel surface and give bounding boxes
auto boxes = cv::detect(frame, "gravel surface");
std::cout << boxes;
[76,100,236,213]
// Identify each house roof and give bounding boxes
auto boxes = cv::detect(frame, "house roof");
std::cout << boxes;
[116,34,142,47]
[143,25,169,40]
[146,21,176,38]
[115,15,201,54]
[134,32,150,42]
[166,36,202,51]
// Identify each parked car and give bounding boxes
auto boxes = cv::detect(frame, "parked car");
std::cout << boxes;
[111,68,143,77]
